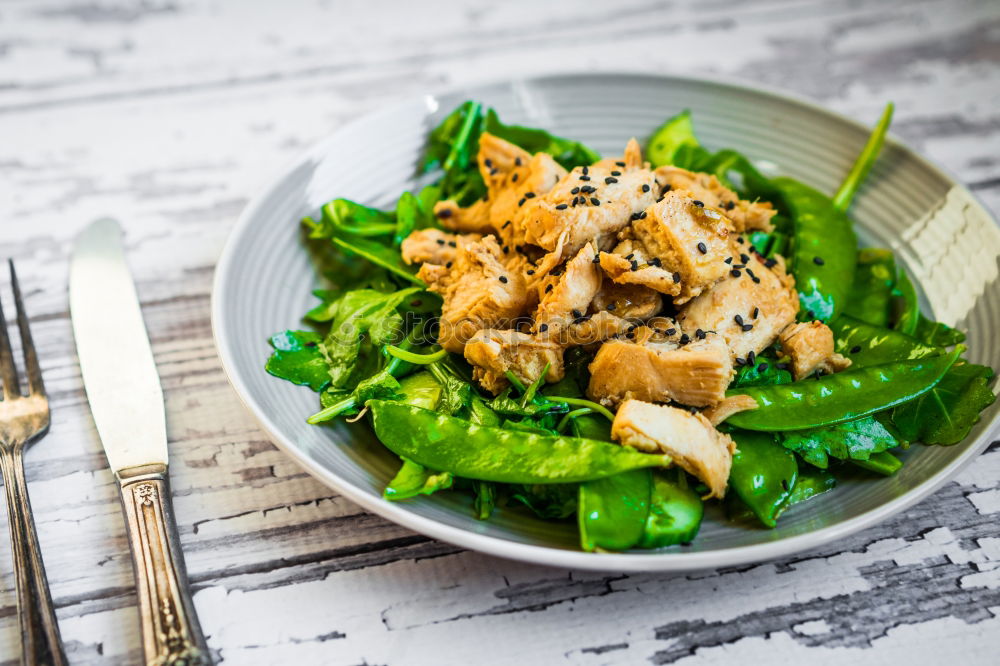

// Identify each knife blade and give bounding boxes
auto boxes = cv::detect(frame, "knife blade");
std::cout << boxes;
[70,219,212,665]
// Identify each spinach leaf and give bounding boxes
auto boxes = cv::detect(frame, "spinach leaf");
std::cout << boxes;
[392,191,420,247]
[427,362,472,416]
[646,110,711,169]
[892,362,996,445]
[731,353,792,388]
[891,267,920,336]
[314,198,396,238]
[483,109,600,170]
[331,235,424,286]
[913,315,966,347]
[384,458,453,500]
[781,416,899,469]
[265,330,330,391]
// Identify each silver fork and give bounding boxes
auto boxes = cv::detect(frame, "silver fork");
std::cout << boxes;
[0,261,66,666]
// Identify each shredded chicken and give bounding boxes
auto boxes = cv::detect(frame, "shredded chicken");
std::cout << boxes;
[590,279,663,321]
[592,137,646,171]
[401,228,481,265]
[655,165,777,233]
[464,329,564,394]
[563,310,634,347]
[587,333,733,408]
[433,198,494,234]
[778,321,852,380]
[533,243,603,335]
[677,252,798,362]
[702,394,759,426]
[598,239,683,297]
[422,236,528,353]
[612,399,735,499]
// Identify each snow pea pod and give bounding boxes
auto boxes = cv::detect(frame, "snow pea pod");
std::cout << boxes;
[772,177,857,322]
[830,315,942,368]
[368,401,671,483]
[728,431,798,528]
[638,470,703,548]
[843,249,896,327]
[851,451,902,476]
[725,349,961,431]
[578,469,652,552]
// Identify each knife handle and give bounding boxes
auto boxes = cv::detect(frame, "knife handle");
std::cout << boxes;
[117,465,212,666]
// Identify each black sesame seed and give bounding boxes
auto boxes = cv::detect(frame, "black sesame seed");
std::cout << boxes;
[630,260,639,271]
[753,307,760,319]
[781,479,789,491]
[850,345,862,354]
[692,200,704,207]
[813,256,825,266]
[752,276,761,284]
[591,197,601,206]
[525,192,535,199]
[679,333,690,345]
[735,357,746,366]
[758,363,769,373]
[765,258,777,268]
[725,257,733,264]
[437,208,453,219]
[436,239,445,245]
[580,175,591,181]
[616,161,626,167]
[502,245,509,254]
[737,236,745,244]
[582,165,589,175]
[776,362,790,371]
[630,212,641,221]
[806,310,814,319]
[625,253,635,260]
[665,328,676,336]
[695,328,706,339]
[592,254,601,264]
[539,323,548,332]
[745,268,757,281]
[445,261,453,268]
[697,242,708,254]
[556,203,568,210]
[747,351,756,365]
[527,269,535,275]
[571,186,580,194]
[639,211,648,219]
[518,198,526,206]
[723,201,736,210]
[740,253,750,264]
[515,157,522,166]
[581,185,596,193]
[641,184,650,192]
[742,323,754,332]
[545,284,553,293]
[571,309,582,319]
[605,177,618,184]
[499,276,508,283]
[731,269,742,278]
[502,220,512,228]
[607,303,616,311]
[651,257,662,267]
[448,241,457,247]
[511,173,519,182]
[673,272,681,283]
[735,314,744,326]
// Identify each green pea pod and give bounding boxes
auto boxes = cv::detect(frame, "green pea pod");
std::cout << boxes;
[851,451,902,476]
[726,348,961,431]
[637,470,704,548]
[891,268,920,336]
[844,249,896,327]
[578,469,652,552]
[726,466,836,524]
[830,315,943,368]
[772,177,857,322]
[368,401,671,483]
[833,102,894,211]
[728,431,798,528]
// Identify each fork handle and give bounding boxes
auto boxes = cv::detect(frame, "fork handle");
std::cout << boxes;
[0,447,67,666]
[117,465,212,666]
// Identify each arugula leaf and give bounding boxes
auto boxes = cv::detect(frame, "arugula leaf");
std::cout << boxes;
[781,416,899,469]
[483,109,600,170]
[392,191,420,247]
[314,198,396,238]
[265,330,330,391]
[384,458,453,500]
[892,362,996,445]
[331,235,424,286]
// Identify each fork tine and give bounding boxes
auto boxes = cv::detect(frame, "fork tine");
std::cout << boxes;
[0,265,20,399]
[10,261,43,397]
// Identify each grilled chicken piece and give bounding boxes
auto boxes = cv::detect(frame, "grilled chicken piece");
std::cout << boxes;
[564,310,635,347]
[702,394,759,426]
[590,279,663,321]
[622,190,736,304]
[433,198,494,234]
[778,321,852,380]
[598,239,683,297]
[533,243,603,336]
[464,329,564,395]
[592,137,646,171]
[611,400,735,499]
[477,131,533,190]
[522,154,659,258]
[587,333,733,408]
[423,236,528,353]
[678,253,798,363]
[401,229,481,265]
[654,165,777,233]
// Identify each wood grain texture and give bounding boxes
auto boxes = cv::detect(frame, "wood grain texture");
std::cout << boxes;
[1,0,999,663]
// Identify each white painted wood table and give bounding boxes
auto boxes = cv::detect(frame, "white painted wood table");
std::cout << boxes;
[2,1,1000,663]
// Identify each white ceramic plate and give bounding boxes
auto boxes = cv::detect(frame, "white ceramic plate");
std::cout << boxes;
[212,73,1000,571]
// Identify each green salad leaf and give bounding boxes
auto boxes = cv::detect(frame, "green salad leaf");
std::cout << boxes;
[384,458,453,500]
[781,416,899,469]
[892,362,996,445]
[265,330,330,392]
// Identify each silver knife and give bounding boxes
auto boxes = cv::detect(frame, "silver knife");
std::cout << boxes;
[70,219,212,666]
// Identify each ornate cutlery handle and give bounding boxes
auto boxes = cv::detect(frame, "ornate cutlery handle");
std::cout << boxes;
[118,464,212,666]
[0,447,67,666]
